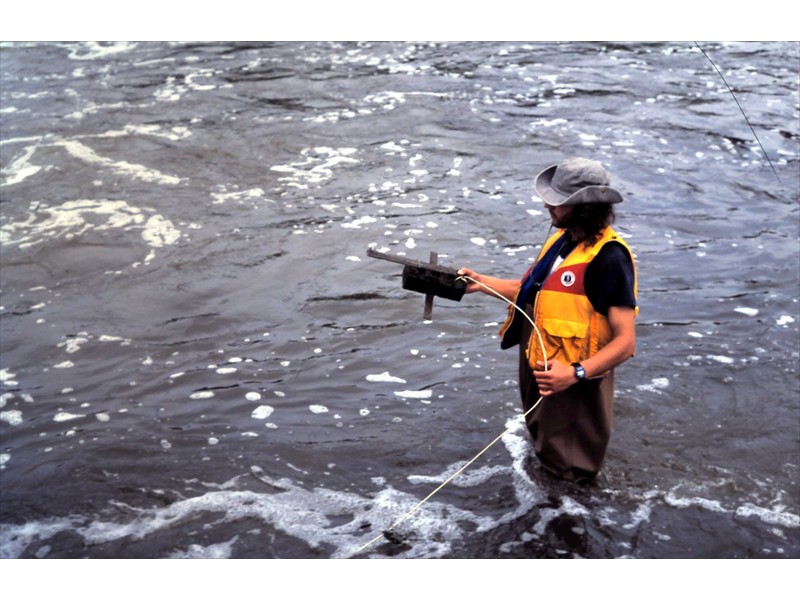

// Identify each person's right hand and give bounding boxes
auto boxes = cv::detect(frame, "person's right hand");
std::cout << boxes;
[457,268,484,294]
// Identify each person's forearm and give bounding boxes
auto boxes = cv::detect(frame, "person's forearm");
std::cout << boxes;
[458,268,520,301]
[472,276,521,301]
[581,335,635,379]
[581,306,636,378]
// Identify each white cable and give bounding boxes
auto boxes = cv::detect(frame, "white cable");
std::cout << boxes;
[355,276,548,555]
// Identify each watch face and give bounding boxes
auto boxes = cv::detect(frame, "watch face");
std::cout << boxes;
[573,364,585,379]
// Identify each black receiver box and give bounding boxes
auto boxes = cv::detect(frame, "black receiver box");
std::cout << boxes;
[401,265,466,302]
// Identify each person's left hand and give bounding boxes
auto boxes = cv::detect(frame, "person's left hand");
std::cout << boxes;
[534,359,578,396]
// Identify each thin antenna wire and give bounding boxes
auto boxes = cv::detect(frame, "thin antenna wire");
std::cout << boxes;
[695,42,781,184]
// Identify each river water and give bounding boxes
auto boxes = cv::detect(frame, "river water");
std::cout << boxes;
[1,41,798,560]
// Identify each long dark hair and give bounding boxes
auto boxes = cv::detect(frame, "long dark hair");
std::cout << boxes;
[566,203,616,243]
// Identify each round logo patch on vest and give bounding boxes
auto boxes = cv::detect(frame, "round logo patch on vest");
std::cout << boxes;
[560,270,576,287]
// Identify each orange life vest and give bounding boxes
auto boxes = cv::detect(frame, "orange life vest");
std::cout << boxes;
[499,227,637,372]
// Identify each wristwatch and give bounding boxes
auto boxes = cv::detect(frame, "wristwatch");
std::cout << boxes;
[572,362,586,381]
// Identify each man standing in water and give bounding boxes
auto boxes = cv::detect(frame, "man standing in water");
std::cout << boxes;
[459,157,637,484]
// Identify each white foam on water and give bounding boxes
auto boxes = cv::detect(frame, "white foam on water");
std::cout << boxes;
[185,69,222,93]
[621,498,655,531]
[211,187,269,205]
[1,368,18,386]
[393,390,432,399]
[154,76,188,103]
[168,537,239,559]
[0,410,23,426]
[636,377,670,394]
[380,141,406,154]
[663,491,727,513]
[66,42,137,61]
[271,147,359,190]
[309,405,329,414]
[53,412,85,422]
[530,117,568,128]
[503,245,530,256]
[57,335,89,354]
[95,123,192,142]
[304,109,358,124]
[190,391,215,400]
[2,469,405,558]
[341,215,377,230]
[140,215,181,250]
[707,355,735,364]
[98,335,129,344]
[1,145,42,185]
[251,406,274,420]
[735,503,800,528]
[59,139,181,185]
[366,371,406,384]
[447,160,461,177]
[776,315,795,326]
[1,409,796,559]
[0,198,181,265]
[735,307,759,317]
[533,496,592,537]
[363,90,407,109]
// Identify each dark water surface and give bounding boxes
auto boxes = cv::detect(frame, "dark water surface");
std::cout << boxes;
[1,41,798,559]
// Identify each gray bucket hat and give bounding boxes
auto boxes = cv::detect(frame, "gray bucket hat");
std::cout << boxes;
[534,157,623,206]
